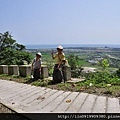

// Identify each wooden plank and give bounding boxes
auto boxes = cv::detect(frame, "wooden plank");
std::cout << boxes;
[39,91,71,113]
[107,97,120,113]
[52,92,79,113]
[65,92,88,113]
[1,87,49,111]
[0,80,13,86]
[0,80,23,87]
[0,79,120,114]
[0,81,32,94]
[0,79,15,84]
[1,86,42,105]
[21,88,54,105]
[1,85,38,100]
[36,91,64,110]
[0,83,24,97]
[78,94,97,113]
[0,82,23,93]
[16,89,59,112]
[9,87,50,105]
[4,86,45,105]
[28,89,58,106]
[92,96,106,113]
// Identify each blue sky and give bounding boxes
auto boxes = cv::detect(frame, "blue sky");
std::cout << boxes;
[0,0,120,45]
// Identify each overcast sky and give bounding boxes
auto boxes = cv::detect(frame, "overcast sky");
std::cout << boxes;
[0,0,120,45]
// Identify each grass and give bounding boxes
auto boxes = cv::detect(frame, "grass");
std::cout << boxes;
[0,74,120,98]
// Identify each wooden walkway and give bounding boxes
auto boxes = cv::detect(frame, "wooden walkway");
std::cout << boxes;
[0,79,120,113]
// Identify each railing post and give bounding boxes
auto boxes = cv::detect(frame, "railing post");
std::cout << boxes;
[0,65,8,74]
[8,65,19,75]
[63,66,71,82]
[41,66,49,78]
[19,65,31,77]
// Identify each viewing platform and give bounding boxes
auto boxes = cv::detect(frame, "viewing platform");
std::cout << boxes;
[0,79,120,118]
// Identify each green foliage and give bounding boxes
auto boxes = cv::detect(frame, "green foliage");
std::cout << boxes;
[86,71,111,84]
[12,75,20,78]
[43,56,54,76]
[98,58,109,70]
[115,68,120,77]
[0,31,33,65]
[85,70,120,86]
[31,80,48,87]
[67,54,79,70]
[67,54,83,77]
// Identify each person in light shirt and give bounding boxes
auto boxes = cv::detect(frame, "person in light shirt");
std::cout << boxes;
[51,45,66,83]
[31,52,42,80]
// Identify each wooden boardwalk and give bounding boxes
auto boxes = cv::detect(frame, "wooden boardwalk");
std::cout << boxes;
[0,79,120,113]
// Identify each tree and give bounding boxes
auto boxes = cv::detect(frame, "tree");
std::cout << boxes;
[67,54,83,78]
[0,31,32,65]
[67,54,78,70]
[98,58,109,70]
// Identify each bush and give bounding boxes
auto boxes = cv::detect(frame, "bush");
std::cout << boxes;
[85,70,120,85]
[67,54,83,78]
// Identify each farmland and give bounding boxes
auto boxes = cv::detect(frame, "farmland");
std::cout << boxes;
[27,46,120,70]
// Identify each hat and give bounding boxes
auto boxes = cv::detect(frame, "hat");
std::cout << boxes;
[36,52,42,56]
[57,45,63,50]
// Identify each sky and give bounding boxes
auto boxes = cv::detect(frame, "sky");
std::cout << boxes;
[0,0,120,45]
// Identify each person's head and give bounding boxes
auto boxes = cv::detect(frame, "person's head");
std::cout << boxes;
[36,52,42,58]
[57,45,63,53]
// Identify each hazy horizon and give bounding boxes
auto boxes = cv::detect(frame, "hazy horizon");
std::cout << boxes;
[25,44,120,49]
